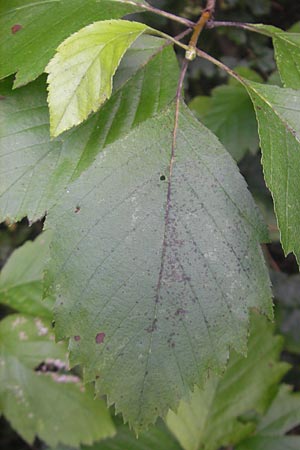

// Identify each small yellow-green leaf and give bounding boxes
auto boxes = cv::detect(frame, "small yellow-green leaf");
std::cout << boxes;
[46,20,149,137]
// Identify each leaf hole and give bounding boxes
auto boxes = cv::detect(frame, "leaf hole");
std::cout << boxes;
[160,174,166,181]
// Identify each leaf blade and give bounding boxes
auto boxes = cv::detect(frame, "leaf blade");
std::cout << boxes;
[246,81,300,261]
[45,102,272,431]
[250,25,300,88]
[46,20,149,136]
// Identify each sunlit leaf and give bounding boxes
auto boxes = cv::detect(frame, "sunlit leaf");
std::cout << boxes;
[46,20,150,136]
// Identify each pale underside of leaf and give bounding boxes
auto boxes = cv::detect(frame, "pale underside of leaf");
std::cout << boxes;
[246,81,300,261]
[0,36,179,222]
[46,20,149,136]
[0,0,144,87]
[45,101,271,431]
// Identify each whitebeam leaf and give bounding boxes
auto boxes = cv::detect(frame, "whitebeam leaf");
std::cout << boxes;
[45,102,272,431]
[46,20,149,136]
[245,81,300,261]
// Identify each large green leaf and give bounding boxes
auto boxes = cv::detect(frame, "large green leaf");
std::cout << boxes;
[0,36,179,222]
[166,314,288,450]
[237,385,300,450]
[245,81,300,261]
[46,20,149,136]
[0,314,115,446]
[45,101,272,431]
[0,0,144,88]
[250,24,300,88]
[0,232,53,318]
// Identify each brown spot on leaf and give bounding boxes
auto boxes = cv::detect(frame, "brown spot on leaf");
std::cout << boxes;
[11,24,22,34]
[74,335,81,341]
[95,332,105,344]
[74,206,80,213]
[175,308,188,316]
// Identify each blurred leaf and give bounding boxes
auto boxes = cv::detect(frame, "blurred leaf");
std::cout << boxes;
[0,314,115,447]
[48,422,182,450]
[0,233,53,318]
[288,22,300,33]
[271,271,300,353]
[245,0,271,16]
[0,0,143,87]
[83,423,182,450]
[237,385,300,449]
[46,20,149,136]
[166,313,289,450]
[189,70,260,161]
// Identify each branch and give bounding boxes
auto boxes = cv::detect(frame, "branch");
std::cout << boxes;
[206,20,274,37]
[185,0,216,61]
[206,20,251,30]
[117,0,195,27]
